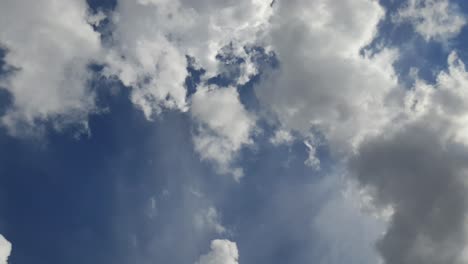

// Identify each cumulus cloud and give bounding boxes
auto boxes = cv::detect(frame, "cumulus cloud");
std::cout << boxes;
[0,0,102,135]
[104,0,272,118]
[350,52,468,264]
[102,0,188,118]
[0,235,11,264]
[255,0,399,159]
[252,1,468,263]
[196,239,239,264]
[101,0,271,175]
[394,0,466,41]
[190,85,255,180]
[0,0,271,132]
[0,0,269,177]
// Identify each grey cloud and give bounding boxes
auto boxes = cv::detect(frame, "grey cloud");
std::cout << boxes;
[350,120,468,264]
[254,1,468,262]
[346,51,468,264]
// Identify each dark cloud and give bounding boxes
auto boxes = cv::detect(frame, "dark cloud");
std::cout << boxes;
[350,120,468,264]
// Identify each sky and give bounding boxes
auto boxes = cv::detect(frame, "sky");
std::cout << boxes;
[1,0,468,263]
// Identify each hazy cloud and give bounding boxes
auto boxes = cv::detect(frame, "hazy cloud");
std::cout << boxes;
[394,0,466,41]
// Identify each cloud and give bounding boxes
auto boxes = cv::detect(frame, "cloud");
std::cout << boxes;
[190,85,255,180]
[255,0,399,159]
[0,0,102,135]
[269,129,294,146]
[393,0,466,41]
[5,2,468,263]
[251,1,468,263]
[349,52,468,264]
[102,0,189,118]
[0,0,271,134]
[104,0,272,118]
[194,207,227,235]
[0,235,11,264]
[313,175,386,264]
[304,140,320,169]
[196,239,239,264]
[101,0,270,175]
[351,122,468,264]
[0,0,268,178]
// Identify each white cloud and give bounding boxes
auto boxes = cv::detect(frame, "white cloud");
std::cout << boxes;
[0,0,271,137]
[0,0,102,135]
[0,235,11,264]
[87,10,106,26]
[190,85,255,180]
[270,129,294,146]
[403,51,468,143]
[304,140,320,169]
[104,0,273,118]
[394,0,466,41]
[255,0,400,159]
[101,0,271,176]
[103,7,189,118]
[196,239,239,264]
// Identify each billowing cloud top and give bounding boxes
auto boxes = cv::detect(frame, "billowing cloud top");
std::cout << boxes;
[196,240,239,264]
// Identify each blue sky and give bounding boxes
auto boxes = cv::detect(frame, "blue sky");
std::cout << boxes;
[1,0,468,264]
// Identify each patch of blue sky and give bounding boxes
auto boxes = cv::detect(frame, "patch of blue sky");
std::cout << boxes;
[0,81,222,263]
[87,0,116,12]
[452,1,468,61]
[370,0,467,86]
